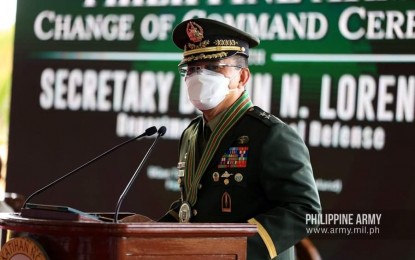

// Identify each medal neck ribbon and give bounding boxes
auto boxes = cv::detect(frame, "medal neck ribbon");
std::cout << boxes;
[184,91,253,206]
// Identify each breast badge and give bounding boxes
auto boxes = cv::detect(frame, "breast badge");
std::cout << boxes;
[212,172,220,182]
[221,192,232,213]
[234,173,243,182]
[221,171,233,178]
[221,171,233,185]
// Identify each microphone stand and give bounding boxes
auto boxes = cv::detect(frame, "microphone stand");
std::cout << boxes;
[22,126,158,209]
[114,127,166,223]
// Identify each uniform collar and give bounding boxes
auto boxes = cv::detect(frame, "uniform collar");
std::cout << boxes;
[203,109,225,133]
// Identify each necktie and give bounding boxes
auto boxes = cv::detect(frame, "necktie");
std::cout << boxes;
[204,125,212,141]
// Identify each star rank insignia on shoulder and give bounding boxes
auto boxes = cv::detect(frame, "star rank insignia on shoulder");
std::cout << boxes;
[247,106,282,126]
[259,111,271,119]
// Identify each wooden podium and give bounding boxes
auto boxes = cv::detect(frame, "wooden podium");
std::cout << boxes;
[0,213,257,260]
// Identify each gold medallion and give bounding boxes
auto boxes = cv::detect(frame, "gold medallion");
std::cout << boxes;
[179,202,192,223]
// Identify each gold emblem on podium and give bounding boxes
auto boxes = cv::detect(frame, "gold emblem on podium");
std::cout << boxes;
[0,237,48,260]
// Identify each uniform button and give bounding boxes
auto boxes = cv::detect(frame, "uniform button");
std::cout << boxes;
[193,209,198,216]
[198,184,202,190]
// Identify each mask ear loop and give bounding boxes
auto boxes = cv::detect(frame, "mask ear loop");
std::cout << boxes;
[227,68,244,92]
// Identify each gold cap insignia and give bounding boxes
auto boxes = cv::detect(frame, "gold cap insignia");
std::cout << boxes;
[186,21,204,43]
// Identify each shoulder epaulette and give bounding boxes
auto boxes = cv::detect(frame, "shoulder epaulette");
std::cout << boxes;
[246,106,283,126]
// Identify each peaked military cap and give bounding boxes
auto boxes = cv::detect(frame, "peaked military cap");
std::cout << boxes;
[172,18,260,66]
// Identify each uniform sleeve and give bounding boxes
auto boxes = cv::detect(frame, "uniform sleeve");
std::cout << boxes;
[247,123,321,259]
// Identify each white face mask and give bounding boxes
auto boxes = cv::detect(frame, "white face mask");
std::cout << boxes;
[185,69,238,111]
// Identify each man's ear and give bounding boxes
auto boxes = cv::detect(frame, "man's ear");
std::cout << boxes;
[238,68,250,88]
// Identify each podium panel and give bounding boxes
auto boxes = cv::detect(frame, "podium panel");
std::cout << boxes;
[0,213,256,260]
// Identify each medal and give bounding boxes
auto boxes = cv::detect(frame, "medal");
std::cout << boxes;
[179,202,192,223]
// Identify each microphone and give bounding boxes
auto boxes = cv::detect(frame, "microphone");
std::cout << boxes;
[113,126,167,223]
[22,126,158,209]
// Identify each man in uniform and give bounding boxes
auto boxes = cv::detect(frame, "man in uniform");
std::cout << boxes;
[159,18,321,260]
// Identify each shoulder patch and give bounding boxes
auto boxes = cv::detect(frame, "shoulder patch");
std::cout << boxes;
[246,106,283,126]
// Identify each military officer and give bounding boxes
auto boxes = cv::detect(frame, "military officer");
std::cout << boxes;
[159,18,321,260]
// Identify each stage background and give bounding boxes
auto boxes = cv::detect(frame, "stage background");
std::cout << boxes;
[7,0,415,259]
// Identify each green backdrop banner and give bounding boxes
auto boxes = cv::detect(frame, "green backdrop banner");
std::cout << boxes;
[7,1,415,259]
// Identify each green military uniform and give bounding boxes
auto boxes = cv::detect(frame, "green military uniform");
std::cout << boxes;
[159,18,321,259]
[159,92,321,259]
